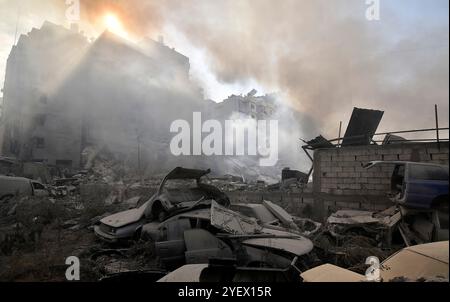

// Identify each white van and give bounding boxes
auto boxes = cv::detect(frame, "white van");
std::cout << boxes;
[0,175,49,200]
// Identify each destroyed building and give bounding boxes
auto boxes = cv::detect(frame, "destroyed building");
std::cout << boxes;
[205,89,278,121]
[0,22,306,182]
[0,22,89,168]
[0,22,204,174]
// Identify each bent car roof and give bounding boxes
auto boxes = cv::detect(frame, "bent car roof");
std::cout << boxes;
[380,241,449,281]
[164,167,211,180]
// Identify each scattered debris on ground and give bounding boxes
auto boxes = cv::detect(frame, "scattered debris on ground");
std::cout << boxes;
[0,162,447,282]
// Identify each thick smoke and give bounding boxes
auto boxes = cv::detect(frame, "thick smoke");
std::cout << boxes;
[78,0,449,139]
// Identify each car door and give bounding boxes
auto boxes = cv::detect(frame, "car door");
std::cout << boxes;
[406,164,449,208]
[155,218,191,264]
[183,228,233,264]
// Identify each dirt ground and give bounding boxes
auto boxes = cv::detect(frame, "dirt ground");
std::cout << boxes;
[0,194,161,281]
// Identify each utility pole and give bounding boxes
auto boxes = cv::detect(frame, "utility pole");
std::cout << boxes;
[435,104,440,149]
[337,121,342,147]
[137,133,142,183]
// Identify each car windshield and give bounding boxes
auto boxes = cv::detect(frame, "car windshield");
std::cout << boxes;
[32,182,46,190]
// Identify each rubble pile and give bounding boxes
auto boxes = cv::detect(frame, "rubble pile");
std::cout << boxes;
[0,162,447,282]
[81,146,134,184]
[205,175,311,193]
[206,177,260,192]
[0,191,151,281]
[83,240,159,276]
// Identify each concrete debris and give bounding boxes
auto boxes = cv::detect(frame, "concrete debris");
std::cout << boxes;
[327,210,381,224]
[0,164,447,282]
[282,168,308,184]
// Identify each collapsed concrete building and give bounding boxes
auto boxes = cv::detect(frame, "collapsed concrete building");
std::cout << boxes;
[205,89,278,121]
[0,21,204,174]
[0,21,307,182]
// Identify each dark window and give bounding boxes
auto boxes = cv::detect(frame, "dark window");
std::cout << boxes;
[56,160,73,168]
[32,182,45,190]
[33,137,45,148]
[34,114,47,126]
[10,140,20,155]
[391,164,405,191]
[409,164,449,181]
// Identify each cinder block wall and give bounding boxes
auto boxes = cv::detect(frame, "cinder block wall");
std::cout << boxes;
[313,142,449,196]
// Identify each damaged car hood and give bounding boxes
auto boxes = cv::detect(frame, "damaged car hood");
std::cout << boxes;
[210,200,262,234]
[263,200,299,230]
[327,210,380,225]
[100,207,145,228]
[242,237,313,256]
[210,201,314,256]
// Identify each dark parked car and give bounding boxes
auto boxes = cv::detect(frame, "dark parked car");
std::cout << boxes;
[94,167,230,243]
[0,175,49,200]
[365,161,448,211]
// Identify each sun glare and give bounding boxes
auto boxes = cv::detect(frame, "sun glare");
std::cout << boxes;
[103,13,128,38]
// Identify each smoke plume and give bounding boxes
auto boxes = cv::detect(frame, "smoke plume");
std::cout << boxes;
[78,0,449,138]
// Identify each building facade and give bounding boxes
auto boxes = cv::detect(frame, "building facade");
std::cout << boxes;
[0,21,203,172]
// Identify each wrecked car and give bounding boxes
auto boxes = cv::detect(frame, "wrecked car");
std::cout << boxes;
[300,240,449,282]
[326,209,385,240]
[94,167,230,243]
[377,240,449,282]
[300,263,366,282]
[157,259,303,282]
[364,161,448,211]
[230,201,321,237]
[0,175,49,201]
[141,201,314,270]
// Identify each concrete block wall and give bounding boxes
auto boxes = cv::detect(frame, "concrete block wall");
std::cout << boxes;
[313,142,449,196]
[226,191,392,221]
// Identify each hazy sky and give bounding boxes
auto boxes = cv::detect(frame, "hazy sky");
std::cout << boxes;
[0,0,448,138]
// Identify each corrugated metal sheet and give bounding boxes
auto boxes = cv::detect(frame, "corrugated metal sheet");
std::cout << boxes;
[305,135,334,149]
[341,107,384,146]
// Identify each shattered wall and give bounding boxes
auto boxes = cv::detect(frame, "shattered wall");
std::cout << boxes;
[313,142,449,196]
